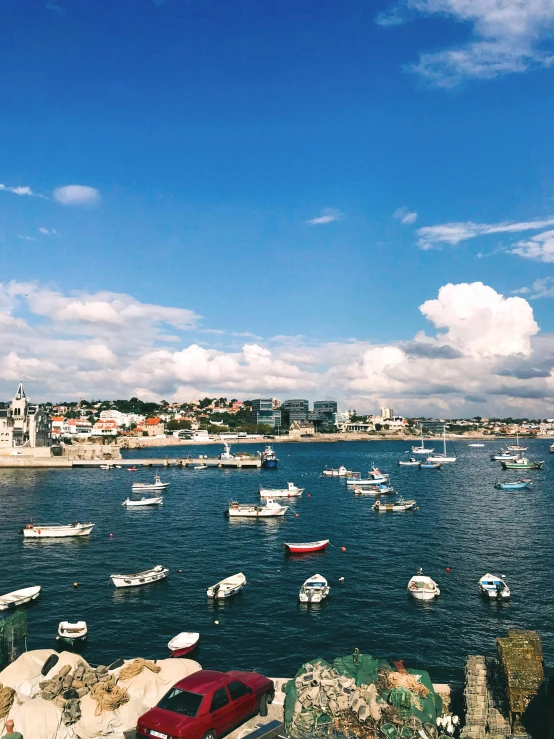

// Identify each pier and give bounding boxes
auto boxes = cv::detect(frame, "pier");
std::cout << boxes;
[72,457,262,468]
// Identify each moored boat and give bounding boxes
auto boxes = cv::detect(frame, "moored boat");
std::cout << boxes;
[131,475,169,491]
[419,461,442,469]
[468,443,485,448]
[412,426,434,455]
[168,632,200,657]
[261,444,279,469]
[127,467,138,471]
[299,574,330,603]
[501,457,544,470]
[373,498,417,512]
[506,432,527,452]
[426,427,456,463]
[322,466,357,477]
[490,450,518,461]
[398,457,420,466]
[259,482,303,498]
[22,522,95,538]
[110,565,168,588]
[494,478,532,490]
[353,484,393,496]
[284,539,329,554]
[207,572,246,598]
[192,463,208,470]
[407,569,440,600]
[0,586,41,611]
[550,442,554,454]
[122,496,164,507]
[479,573,510,600]
[57,621,88,646]
[226,499,288,517]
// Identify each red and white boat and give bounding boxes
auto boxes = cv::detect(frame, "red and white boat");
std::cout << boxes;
[127,467,138,472]
[168,631,200,657]
[284,539,329,554]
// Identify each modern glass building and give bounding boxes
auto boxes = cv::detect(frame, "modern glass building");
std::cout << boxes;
[251,399,281,429]
[282,399,309,422]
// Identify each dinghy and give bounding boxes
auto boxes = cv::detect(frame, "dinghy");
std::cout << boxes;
[501,457,544,470]
[122,496,164,507]
[132,475,169,491]
[372,498,417,513]
[479,573,510,600]
[57,621,88,646]
[168,632,200,657]
[299,574,330,603]
[22,522,95,538]
[353,484,393,496]
[284,539,329,554]
[226,499,288,517]
[0,585,41,610]
[110,564,168,588]
[100,464,112,470]
[490,451,518,461]
[494,479,532,490]
[419,461,442,469]
[468,443,485,448]
[127,467,138,471]
[407,569,440,600]
[259,482,303,498]
[192,463,208,470]
[207,572,246,598]
[398,457,420,466]
[322,466,356,477]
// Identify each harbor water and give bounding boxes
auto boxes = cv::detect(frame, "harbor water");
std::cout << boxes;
[1,439,553,682]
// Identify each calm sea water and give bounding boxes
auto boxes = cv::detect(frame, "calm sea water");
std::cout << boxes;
[1,439,552,682]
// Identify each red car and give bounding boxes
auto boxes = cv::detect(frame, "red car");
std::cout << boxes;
[137,669,275,739]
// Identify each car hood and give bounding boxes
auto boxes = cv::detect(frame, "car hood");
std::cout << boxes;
[140,706,196,734]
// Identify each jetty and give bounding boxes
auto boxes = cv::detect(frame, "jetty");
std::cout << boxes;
[0,455,262,468]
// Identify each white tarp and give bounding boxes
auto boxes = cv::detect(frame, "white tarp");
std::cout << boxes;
[0,649,57,696]
[113,657,201,706]
[2,695,76,739]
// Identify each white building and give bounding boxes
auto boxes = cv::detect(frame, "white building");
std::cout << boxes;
[0,383,52,449]
[380,407,393,420]
[99,410,144,427]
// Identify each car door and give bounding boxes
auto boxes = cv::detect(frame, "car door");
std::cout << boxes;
[209,686,234,736]
[226,680,256,724]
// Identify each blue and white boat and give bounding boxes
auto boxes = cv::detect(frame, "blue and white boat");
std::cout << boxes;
[419,461,441,469]
[494,478,532,490]
[479,573,510,600]
[261,444,278,469]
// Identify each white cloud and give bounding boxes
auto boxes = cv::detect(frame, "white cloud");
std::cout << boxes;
[514,277,554,299]
[306,208,343,226]
[377,0,554,86]
[53,185,100,206]
[38,227,57,235]
[417,217,554,250]
[78,344,117,365]
[510,228,554,262]
[0,183,48,199]
[394,208,418,225]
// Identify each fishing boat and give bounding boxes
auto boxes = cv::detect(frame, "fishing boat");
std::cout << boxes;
[131,475,169,491]
[0,586,41,610]
[479,573,510,600]
[259,482,303,498]
[419,461,442,469]
[261,444,278,469]
[100,464,113,470]
[57,621,88,646]
[407,569,440,600]
[299,574,330,603]
[372,498,417,513]
[426,427,457,463]
[284,539,329,554]
[494,478,532,490]
[122,496,164,507]
[226,499,288,517]
[398,457,420,466]
[490,450,518,461]
[353,484,393,496]
[411,426,434,455]
[192,463,208,470]
[168,632,200,657]
[322,466,357,477]
[506,432,527,452]
[110,565,169,588]
[346,467,389,486]
[468,443,485,448]
[207,572,246,598]
[127,467,138,471]
[22,522,95,538]
[501,457,544,470]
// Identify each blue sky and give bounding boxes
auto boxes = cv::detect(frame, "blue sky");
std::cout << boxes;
[1,0,554,414]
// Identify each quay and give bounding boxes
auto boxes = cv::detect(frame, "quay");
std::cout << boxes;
[0,455,262,468]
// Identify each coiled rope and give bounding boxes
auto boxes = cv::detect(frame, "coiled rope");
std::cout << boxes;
[90,681,129,716]
[117,658,161,682]
[0,684,15,719]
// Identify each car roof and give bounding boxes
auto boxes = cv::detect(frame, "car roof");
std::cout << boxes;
[176,670,229,693]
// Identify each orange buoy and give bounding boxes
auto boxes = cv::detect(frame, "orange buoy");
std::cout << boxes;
[109,533,114,537]
[295,513,299,517]
[445,566,451,573]
[341,547,347,552]
[308,493,311,498]
[73,582,79,588]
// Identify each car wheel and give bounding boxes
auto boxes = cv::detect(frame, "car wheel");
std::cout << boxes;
[203,731,216,739]
[259,692,269,717]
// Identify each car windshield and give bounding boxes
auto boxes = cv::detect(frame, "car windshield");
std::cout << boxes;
[158,688,204,717]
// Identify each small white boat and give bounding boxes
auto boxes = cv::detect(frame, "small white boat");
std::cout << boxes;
[168,632,200,657]
[353,484,393,496]
[506,432,527,452]
[192,463,208,470]
[407,569,440,600]
[398,457,420,466]
[322,466,357,477]
[259,482,303,498]
[22,522,95,538]
[490,450,518,461]
[0,586,41,610]
[284,540,329,554]
[426,427,456,463]
[207,572,246,598]
[57,621,88,645]
[468,443,485,448]
[226,499,288,517]
[110,565,169,588]
[346,468,389,486]
[132,475,169,491]
[100,464,112,470]
[299,574,330,603]
[412,427,434,455]
[122,496,164,507]
[479,573,510,600]
[373,498,417,512]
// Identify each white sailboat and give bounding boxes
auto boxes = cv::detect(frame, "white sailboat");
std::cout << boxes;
[411,426,434,455]
[426,427,456,463]
[505,431,527,452]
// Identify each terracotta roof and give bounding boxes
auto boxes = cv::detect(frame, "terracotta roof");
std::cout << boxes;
[145,417,162,425]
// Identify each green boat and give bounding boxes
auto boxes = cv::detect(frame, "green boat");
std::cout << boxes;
[501,457,544,470]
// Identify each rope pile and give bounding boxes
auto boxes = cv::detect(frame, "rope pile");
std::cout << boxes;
[118,658,161,682]
[386,671,430,697]
[90,681,130,716]
[0,684,15,720]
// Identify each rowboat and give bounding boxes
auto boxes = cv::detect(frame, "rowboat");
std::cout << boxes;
[0,586,41,610]
[192,463,208,470]
[57,621,88,646]
[372,498,417,512]
[407,569,440,600]
[122,496,164,507]
[132,475,169,491]
[468,443,485,448]
[299,574,330,603]
[168,632,200,657]
[353,484,393,496]
[419,461,441,469]
[398,457,420,466]
[226,499,288,517]
[127,467,138,471]
[501,457,544,470]
[479,573,510,600]
[259,482,303,498]
[22,522,95,538]
[284,539,329,554]
[110,565,169,588]
[207,572,246,599]
[494,478,532,490]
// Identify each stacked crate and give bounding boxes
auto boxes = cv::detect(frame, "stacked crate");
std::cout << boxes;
[461,656,488,739]
[484,658,511,738]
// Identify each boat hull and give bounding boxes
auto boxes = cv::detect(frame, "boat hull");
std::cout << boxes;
[169,644,197,657]
[111,567,168,588]
[262,459,278,469]
[123,497,163,506]
[501,461,543,470]
[0,586,41,610]
[23,524,95,538]
[408,590,439,601]
[227,509,287,517]
[284,540,329,554]
[168,633,200,656]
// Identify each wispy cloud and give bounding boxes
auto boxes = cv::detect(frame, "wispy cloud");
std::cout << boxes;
[417,217,554,250]
[514,277,554,299]
[510,229,554,263]
[394,207,417,225]
[38,227,58,235]
[0,183,48,199]
[377,0,554,87]
[306,208,343,226]
[53,185,100,207]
